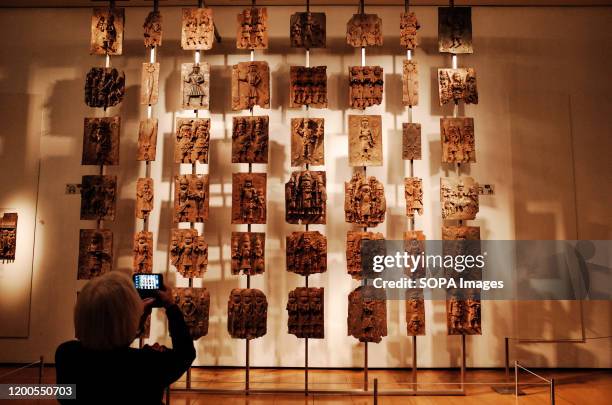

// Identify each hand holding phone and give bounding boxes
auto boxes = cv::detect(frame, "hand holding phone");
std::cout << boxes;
[133,273,174,308]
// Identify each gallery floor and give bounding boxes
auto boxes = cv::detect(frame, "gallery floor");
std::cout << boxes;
[1,366,611,404]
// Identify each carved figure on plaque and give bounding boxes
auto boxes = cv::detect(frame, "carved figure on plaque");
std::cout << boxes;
[285,171,326,225]
[136,178,154,220]
[348,115,382,166]
[346,14,383,47]
[349,66,383,109]
[237,8,268,49]
[438,7,473,54]
[133,231,153,274]
[232,62,270,110]
[143,10,163,48]
[174,174,209,223]
[0,213,17,261]
[170,229,208,278]
[141,63,160,105]
[77,229,112,280]
[402,60,419,107]
[174,288,210,339]
[402,123,421,160]
[404,230,426,278]
[346,231,385,280]
[90,7,124,55]
[438,68,478,105]
[137,118,158,162]
[227,288,268,339]
[404,177,423,218]
[447,293,481,335]
[291,118,324,166]
[441,117,475,163]
[85,67,125,108]
[181,63,210,110]
[348,286,387,343]
[289,66,328,108]
[440,177,479,220]
[287,287,324,339]
[80,175,116,221]
[400,11,420,50]
[231,232,265,276]
[290,12,326,49]
[231,173,266,224]
[175,118,210,164]
[286,231,327,276]
[406,290,425,336]
[82,117,120,166]
[232,116,269,164]
[443,225,480,242]
[181,8,214,51]
[345,172,386,227]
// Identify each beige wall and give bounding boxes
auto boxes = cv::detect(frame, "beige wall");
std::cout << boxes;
[0,5,610,368]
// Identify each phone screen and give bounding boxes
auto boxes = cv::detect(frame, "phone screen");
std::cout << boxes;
[133,273,162,299]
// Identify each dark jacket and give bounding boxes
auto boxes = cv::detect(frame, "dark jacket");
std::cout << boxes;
[55,304,195,405]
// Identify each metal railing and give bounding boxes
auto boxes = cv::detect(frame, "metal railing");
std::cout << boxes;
[515,361,555,405]
[0,356,44,384]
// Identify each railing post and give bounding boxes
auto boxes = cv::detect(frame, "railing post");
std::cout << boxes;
[373,378,378,405]
[38,356,44,384]
[550,378,555,405]
[514,361,519,397]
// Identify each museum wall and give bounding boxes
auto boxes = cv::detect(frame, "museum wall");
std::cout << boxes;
[0,5,610,368]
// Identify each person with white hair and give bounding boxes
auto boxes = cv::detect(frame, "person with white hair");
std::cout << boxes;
[55,271,195,404]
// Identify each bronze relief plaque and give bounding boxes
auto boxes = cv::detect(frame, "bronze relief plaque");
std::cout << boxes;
[82,117,120,166]
[402,123,421,160]
[136,178,154,220]
[231,173,267,224]
[85,67,125,109]
[348,286,387,343]
[404,177,424,218]
[438,7,473,54]
[287,287,324,339]
[406,290,425,336]
[133,231,153,274]
[231,232,265,276]
[440,177,479,220]
[237,7,268,49]
[181,8,214,51]
[400,11,420,50]
[181,63,210,110]
[227,288,268,339]
[143,10,163,48]
[290,66,328,109]
[174,174,209,223]
[285,170,326,225]
[232,116,269,164]
[175,118,210,164]
[402,60,419,107]
[286,231,327,276]
[348,115,382,167]
[174,288,210,339]
[346,14,383,47]
[441,117,475,163]
[90,7,124,56]
[346,231,385,280]
[290,12,326,49]
[170,229,208,278]
[291,118,324,166]
[141,62,160,106]
[137,118,158,162]
[349,66,383,109]
[345,172,386,227]
[80,175,117,221]
[77,229,112,280]
[438,68,478,105]
[231,62,270,111]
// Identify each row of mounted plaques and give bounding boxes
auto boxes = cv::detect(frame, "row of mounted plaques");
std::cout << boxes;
[91,6,471,54]
[83,60,478,110]
[134,284,479,342]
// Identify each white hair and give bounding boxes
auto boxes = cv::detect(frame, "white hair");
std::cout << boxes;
[74,271,143,351]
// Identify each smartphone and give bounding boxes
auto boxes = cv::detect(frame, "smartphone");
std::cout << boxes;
[133,273,163,300]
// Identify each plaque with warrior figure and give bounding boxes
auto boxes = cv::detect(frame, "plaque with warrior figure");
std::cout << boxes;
[232,173,266,224]
[77,229,112,280]
[346,231,385,280]
[237,7,268,49]
[181,8,214,51]
[438,7,473,54]
[227,288,268,339]
[441,117,476,163]
[289,66,328,109]
[181,63,210,110]
[85,67,125,109]
[290,12,326,49]
[174,288,210,339]
[80,175,117,221]
[133,231,153,274]
[82,117,120,166]
[285,170,326,225]
[406,290,425,336]
[438,68,478,105]
[170,229,208,278]
[0,213,18,261]
[447,293,481,335]
[346,13,383,47]
[349,66,384,109]
[136,178,154,220]
[440,177,479,220]
[291,118,324,166]
[232,116,269,164]
[91,7,124,56]
[404,177,424,218]
[348,115,382,166]
[175,118,210,164]
[231,232,265,276]
[286,231,327,276]
[137,119,158,162]
[143,10,163,48]
[402,60,419,107]
[400,11,420,50]
[402,123,421,160]
[345,172,386,227]
[287,287,324,339]
[141,63,160,106]
[232,62,270,110]
[174,174,209,223]
[348,286,387,343]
